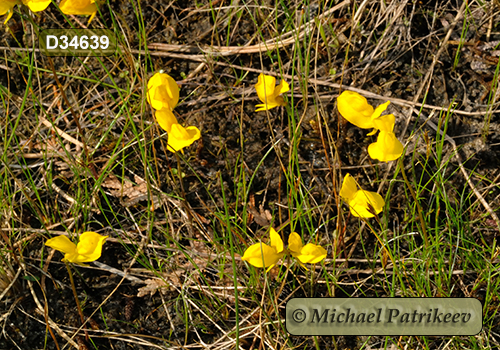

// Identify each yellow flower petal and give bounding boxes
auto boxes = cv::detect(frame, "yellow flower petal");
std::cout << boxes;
[368,131,404,162]
[295,243,327,264]
[45,235,77,255]
[1,1,19,14]
[87,10,97,24]
[339,173,358,203]
[155,109,178,133]
[167,123,201,153]
[59,0,96,15]
[3,11,13,24]
[273,80,290,99]
[1,0,20,23]
[254,73,288,111]
[2,9,14,24]
[337,91,393,131]
[0,0,19,14]
[348,190,385,218]
[288,232,303,256]
[255,102,282,112]
[265,264,277,272]
[255,73,275,102]
[72,231,108,263]
[242,242,283,268]
[22,0,51,12]
[372,114,395,133]
[147,72,179,111]
[269,227,284,253]
[370,101,391,120]
[337,91,375,129]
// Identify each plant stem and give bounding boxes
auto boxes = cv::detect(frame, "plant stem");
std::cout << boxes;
[65,262,90,342]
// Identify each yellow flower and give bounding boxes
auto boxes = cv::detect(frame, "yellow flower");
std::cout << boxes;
[337,91,390,129]
[337,92,403,162]
[167,123,201,153]
[1,0,20,24]
[367,113,403,162]
[147,72,179,111]
[340,173,385,218]
[368,130,404,162]
[255,73,289,111]
[45,231,108,264]
[58,0,98,23]
[242,228,285,270]
[288,232,327,267]
[148,74,200,152]
[155,109,179,133]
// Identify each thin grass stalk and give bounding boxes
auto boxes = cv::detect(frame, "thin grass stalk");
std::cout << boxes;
[399,157,429,249]
[65,262,90,342]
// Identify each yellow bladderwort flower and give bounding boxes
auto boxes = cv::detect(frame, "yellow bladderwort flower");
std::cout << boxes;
[288,232,327,268]
[338,92,403,162]
[1,0,20,24]
[242,229,327,271]
[337,91,390,129]
[368,113,404,162]
[45,232,108,265]
[147,73,200,153]
[59,0,98,23]
[167,123,201,153]
[340,173,385,218]
[255,73,290,111]
[242,228,285,271]
[147,72,179,111]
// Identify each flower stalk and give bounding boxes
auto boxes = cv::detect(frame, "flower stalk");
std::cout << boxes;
[65,262,89,342]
